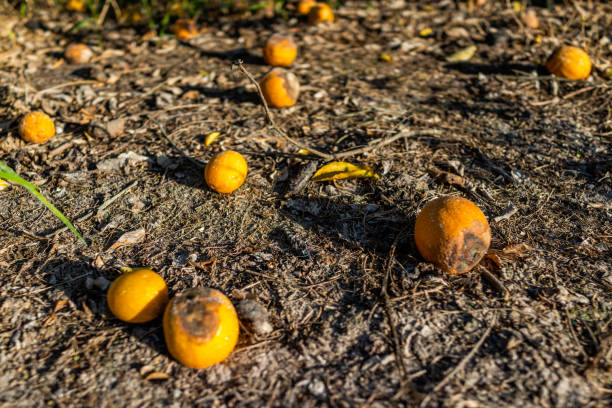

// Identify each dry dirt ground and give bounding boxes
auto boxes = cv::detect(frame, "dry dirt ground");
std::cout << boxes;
[0,1,611,407]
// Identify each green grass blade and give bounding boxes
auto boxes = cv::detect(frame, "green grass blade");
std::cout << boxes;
[0,161,87,245]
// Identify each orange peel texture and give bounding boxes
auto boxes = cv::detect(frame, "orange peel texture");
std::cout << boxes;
[172,19,198,40]
[545,46,591,80]
[204,150,248,194]
[263,34,297,67]
[64,43,93,64]
[107,269,169,323]
[308,3,334,24]
[259,68,300,108]
[163,288,239,369]
[297,0,317,16]
[19,112,55,144]
[414,196,491,274]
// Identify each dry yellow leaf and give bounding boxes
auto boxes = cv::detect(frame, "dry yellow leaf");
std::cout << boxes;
[204,131,221,146]
[145,372,171,381]
[0,179,8,191]
[296,149,312,155]
[446,45,477,62]
[419,28,433,37]
[379,54,392,62]
[512,1,522,13]
[312,161,379,182]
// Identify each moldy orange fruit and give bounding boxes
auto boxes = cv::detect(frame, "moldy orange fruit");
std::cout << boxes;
[414,196,491,274]
[545,46,591,80]
[297,0,317,15]
[64,43,93,64]
[172,19,198,40]
[163,288,239,369]
[107,268,169,323]
[19,112,55,144]
[259,68,300,108]
[263,34,297,67]
[205,150,248,194]
[308,3,334,24]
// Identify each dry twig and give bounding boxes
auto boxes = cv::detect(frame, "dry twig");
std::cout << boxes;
[420,312,498,407]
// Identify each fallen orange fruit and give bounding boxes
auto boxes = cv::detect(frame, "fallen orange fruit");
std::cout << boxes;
[107,268,169,323]
[414,196,491,274]
[163,288,239,369]
[205,150,248,194]
[19,112,55,144]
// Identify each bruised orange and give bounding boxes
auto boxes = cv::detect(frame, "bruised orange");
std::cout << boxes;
[205,150,248,194]
[259,68,300,108]
[163,288,239,369]
[263,34,297,67]
[545,46,591,80]
[19,112,55,144]
[172,19,198,40]
[107,268,169,323]
[414,196,491,274]
[308,3,334,24]
[65,43,93,64]
[297,0,317,15]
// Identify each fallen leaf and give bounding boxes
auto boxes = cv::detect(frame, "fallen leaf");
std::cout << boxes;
[378,54,392,62]
[419,28,433,37]
[428,168,465,188]
[502,243,531,256]
[204,131,221,146]
[108,228,146,252]
[145,372,170,381]
[0,178,8,191]
[446,45,477,63]
[521,10,539,29]
[43,298,69,326]
[312,162,379,182]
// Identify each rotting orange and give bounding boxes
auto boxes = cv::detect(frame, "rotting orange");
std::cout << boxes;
[163,288,239,369]
[259,68,300,108]
[172,19,198,40]
[414,196,491,274]
[297,0,317,15]
[204,150,248,194]
[64,43,93,64]
[545,46,591,80]
[19,112,55,144]
[106,268,169,323]
[308,3,334,24]
[263,34,297,67]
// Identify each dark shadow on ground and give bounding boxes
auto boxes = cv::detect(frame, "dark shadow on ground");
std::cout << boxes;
[35,258,168,376]
[181,85,259,104]
[186,43,264,66]
[445,61,540,76]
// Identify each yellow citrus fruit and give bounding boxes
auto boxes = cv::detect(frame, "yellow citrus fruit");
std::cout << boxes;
[107,268,169,323]
[414,197,491,274]
[172,19,198,40]
[19,112,55,144]
[163,288,239,369]
[545,46,591,80]
[308,3,334,24]
[204,150,248,194]
[263,34,297,67]
[64,43,93,64]
[297,0,317,15]
[259,68,300,108]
